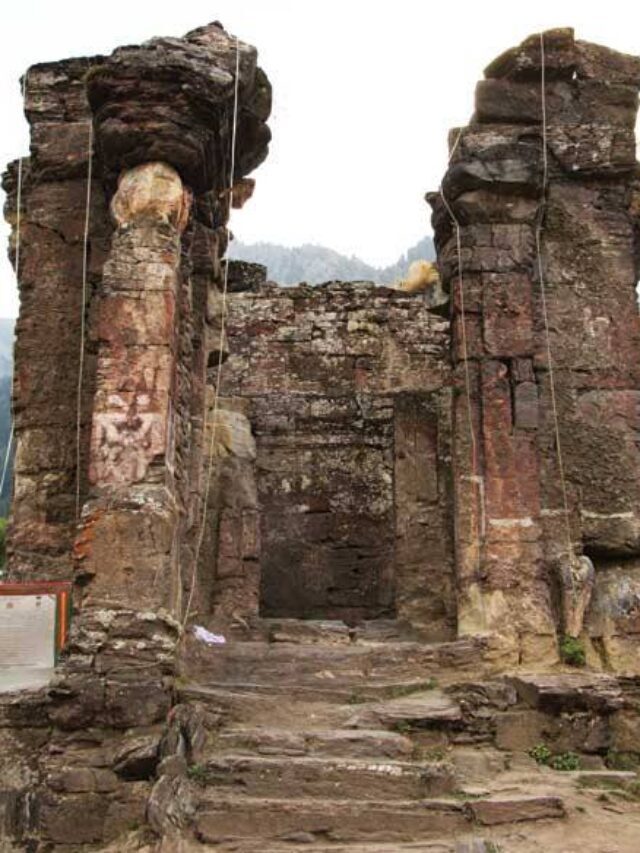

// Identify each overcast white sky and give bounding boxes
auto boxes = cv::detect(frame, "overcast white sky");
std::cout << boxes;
[1,0,639,317]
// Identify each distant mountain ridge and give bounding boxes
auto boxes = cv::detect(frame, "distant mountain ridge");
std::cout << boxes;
[227,236,436,286]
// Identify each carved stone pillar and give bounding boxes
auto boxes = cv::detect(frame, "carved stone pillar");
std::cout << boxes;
[74,162,191,612]
[431,28,640,665]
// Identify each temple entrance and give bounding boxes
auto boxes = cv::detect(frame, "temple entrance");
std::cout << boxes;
[257,394,396,622]
[216,280,457,639]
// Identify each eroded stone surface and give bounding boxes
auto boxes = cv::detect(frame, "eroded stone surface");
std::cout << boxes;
[429,27,640,665]
[4,23,640,853]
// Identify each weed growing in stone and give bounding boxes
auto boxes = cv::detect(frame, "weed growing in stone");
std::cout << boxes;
[549,751,581,771]
[560,635,586,667]
[186,764,209,785]
[529,743,552,765]
[528,743,581,771]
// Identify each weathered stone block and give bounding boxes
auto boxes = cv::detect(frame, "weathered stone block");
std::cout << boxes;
[97,292,176,348]
[105,679,171,729]
[482,273,533,357]
[41,792,107,843]
[74,500,175,610]
[468,795,565,825]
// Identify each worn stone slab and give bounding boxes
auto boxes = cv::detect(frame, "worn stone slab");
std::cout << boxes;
[467,795,565,825]
[196,796,468,844]
[507,673,624,713]
[346,692,463,730]
[218,727,414,759]
[198,754,455,799]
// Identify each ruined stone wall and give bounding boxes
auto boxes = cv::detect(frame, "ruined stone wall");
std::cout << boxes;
[430,28,640,667]
[2,59,111,582]
[1,23,272,851]
[206,282,456,638]
[2,23,271,612]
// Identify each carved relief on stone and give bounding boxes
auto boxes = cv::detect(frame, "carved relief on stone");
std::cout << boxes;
[90,384,170,486]
[90,163,190,489]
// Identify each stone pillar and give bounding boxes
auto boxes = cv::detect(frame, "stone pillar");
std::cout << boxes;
[430,28,640,666]
[80,22,271,621]
[2,59,111,582]
[1,22,272,853]
[431,145,550,663]
[73,162,191,612]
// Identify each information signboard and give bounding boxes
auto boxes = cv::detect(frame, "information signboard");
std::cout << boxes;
[0,581,72,693]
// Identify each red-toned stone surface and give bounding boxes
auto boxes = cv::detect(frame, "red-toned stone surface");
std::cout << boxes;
[429,27,640,665]
[4,24,640,853]
[2,21,272,852]
[2,58,110,582]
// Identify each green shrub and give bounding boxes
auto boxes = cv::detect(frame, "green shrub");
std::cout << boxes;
[560,635,586,667]
[529,744,581,771]
[550,751,581,771]
[529,743,552,765]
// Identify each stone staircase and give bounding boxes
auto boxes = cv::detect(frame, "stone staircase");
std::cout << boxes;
[149,619,640,851]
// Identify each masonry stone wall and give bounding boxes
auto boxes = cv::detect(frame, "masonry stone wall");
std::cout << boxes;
[430,28,640,667]
[3,23,640,852]
[2,58,110,582]
[204,282,455,637]
[1,23,272,850]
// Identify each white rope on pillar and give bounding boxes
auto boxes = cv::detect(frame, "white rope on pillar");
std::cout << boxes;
[183,37,242,628]
[535,32,576,570]
[0,424,14,498]
[75,121,94,521]
[1,72,29,511]
[439,130,488,615]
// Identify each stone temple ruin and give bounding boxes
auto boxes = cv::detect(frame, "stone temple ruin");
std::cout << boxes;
[2,22,640,852]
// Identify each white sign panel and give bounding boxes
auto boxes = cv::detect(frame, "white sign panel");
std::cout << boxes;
[0,594,56,692]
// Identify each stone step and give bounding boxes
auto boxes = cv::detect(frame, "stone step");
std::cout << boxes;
[345,691,464,731]
[215,726,415,759]
[182,636,486,690]
[176,676,470,716]
[177,684,357,728]
[229,618,425,646]
[185,677,450,703]
[195,796,469,844]
[507,673,624,713]
[214,841,457,852]
[193,754,456,799]
[177,683,466,734]
[194,794,565,844]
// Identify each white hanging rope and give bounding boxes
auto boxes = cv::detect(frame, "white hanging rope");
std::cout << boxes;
[75,122,94,521]
[0,424,14,498]
[1,73,29,509]
[439,131,488,602]
[182,37,242,627]
[535,32,575,567]
[13,73,27,336]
